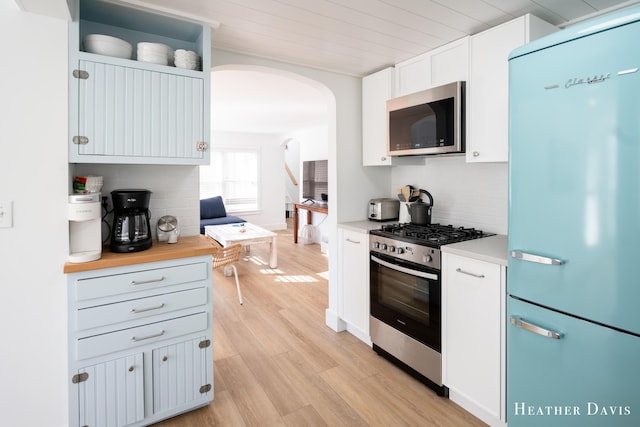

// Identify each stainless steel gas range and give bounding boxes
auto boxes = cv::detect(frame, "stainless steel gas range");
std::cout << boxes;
[369,223,494,396]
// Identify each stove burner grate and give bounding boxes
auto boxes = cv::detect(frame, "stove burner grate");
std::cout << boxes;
[376,223,492,246]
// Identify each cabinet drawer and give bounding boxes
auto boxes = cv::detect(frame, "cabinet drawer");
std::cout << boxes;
[76,262,208,301]
[77,312,208,360]
[77,287,207,331]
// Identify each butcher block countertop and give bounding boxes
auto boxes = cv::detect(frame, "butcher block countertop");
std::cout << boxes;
[63,235,215,274]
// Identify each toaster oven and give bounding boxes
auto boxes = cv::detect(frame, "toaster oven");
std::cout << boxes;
[368,198,400,221]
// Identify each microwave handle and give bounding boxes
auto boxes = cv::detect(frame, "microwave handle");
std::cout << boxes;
[371,255,438,281]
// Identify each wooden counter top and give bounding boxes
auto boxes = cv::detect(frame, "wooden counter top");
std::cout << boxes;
[63,235,216,274]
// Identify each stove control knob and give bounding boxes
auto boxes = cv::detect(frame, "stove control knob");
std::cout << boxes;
[396,247,405,254]
[380,243,388,250]
[423,254,433,263]
[389,245,396,253]
[373,241,380,249]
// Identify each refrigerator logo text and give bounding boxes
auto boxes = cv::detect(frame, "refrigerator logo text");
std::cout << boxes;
[565,73,611,88]
[513,402,631,417]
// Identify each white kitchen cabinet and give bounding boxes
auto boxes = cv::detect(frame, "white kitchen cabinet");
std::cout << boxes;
[67,256,213,427]
[466,14,556,162]
[394,37,469,97]
[338,227,371,343]
[68,0,211,165]
[362,67,394,166]
[430,37,469,88]
[442,252,506,427]
[394,52,430,98]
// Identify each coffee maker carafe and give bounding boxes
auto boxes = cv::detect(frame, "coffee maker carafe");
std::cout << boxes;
[110,189,152,253]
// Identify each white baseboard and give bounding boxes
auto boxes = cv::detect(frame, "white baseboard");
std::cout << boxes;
[325,309,346,332]
[449,388,505,427]
[345,323,372,346]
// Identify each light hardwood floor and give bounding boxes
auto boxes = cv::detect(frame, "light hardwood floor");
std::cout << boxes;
[154,221,487,427]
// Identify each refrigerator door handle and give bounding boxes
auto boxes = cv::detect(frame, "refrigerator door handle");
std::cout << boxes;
[510,316,562,339]
[510,250,564,265]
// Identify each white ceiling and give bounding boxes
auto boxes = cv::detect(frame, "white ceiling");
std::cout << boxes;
[130,0,639,77]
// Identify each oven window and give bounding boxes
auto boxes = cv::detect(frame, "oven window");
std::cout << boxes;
[378,266,431,324]
[370,253,441,351]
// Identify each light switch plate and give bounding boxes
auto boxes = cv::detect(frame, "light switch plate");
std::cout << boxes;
[0,200,13,228]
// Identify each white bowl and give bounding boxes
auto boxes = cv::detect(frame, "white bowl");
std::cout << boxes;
[84,34,133,59]
[137,42,174,66]
[137,42,169,53]
[138,54,168,66]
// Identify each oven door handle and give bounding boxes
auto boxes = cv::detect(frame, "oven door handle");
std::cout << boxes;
[371,255,438,280]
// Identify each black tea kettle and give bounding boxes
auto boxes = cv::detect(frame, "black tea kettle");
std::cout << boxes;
[410,189,434,225]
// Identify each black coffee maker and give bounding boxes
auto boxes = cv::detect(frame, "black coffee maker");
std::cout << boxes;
[110,189,152,253]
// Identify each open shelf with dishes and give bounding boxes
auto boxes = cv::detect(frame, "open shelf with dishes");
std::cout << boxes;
[73,0,209,73]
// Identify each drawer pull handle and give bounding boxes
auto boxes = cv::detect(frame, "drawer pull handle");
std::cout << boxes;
[130,330,165,342]
[130,303,165,314]
[130,276,165,286]
[455,267,485,279]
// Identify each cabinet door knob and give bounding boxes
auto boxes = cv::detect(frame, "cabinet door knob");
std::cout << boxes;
[473,151,480,157]
[162,356,168,362]
[128,366,135,372]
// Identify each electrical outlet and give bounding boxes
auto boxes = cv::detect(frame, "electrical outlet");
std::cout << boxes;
[0,200,13,228]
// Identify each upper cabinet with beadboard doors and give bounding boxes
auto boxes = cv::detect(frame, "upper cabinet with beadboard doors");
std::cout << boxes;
[68,0,211,165]
[466,14,556,163]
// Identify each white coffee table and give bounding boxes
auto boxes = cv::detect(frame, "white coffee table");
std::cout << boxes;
[204,223,277,268]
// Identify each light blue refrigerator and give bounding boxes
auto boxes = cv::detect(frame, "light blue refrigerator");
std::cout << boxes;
[507,6,640,427]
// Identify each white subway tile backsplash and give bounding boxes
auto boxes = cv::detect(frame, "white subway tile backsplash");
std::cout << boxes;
[74,164,201,238]
[390,156,508,234]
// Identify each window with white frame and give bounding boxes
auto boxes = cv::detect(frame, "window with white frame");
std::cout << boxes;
[200,148,260,212]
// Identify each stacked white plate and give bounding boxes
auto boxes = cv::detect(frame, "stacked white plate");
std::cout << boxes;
[174,49,201,70]
[84,34,133,59]
[137,42,173,66]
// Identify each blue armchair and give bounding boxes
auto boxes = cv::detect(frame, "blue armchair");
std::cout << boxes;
[200,196,246,234]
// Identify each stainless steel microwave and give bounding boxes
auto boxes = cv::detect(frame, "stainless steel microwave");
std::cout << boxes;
[386,81,465,156]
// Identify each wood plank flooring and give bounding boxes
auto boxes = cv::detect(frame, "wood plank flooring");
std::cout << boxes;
[153,221,487,427]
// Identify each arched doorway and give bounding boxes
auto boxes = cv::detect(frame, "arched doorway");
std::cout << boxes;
[205,65,334,240]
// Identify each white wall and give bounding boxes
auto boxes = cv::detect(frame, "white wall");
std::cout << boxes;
[0,1,69,425]
[390,156,509,234]
[208,130,287,230]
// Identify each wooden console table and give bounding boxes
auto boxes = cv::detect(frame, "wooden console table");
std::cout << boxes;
[293,202,328,243]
